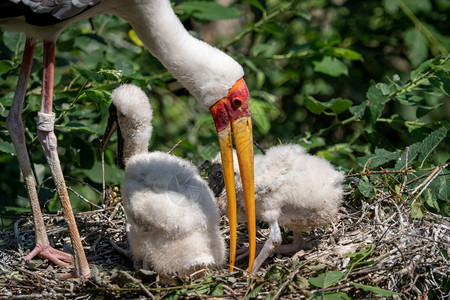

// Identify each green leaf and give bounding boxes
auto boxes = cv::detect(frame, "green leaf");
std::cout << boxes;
[210,283,224,296]
[3,32,25,53]
[410,58,434,81]
[364,83,391,132]
[357,179,377,198]
[351,283,403,296]
[429,75,450,96]
[331,98,353,114]
[305,96,352,115]
[416,103,443,118]
[425,189,440,212]
[417,126,448,166]
[79,89,110,105]
[244,0,265,12]
[349,102,366,119]
[250,98,280,135]
[176,2,242,21]
[261,23,283,35]
[313,56,348,77]
[0,140,15,155]
[357,148,401,169]
[71,64,105,83]
[305,95,325,114]
[404,28,428,67]
[245,284,263,299]
[411,201,424,218]
[308,271,345,288]
[0,60,17,72]
[313,291,352,300]
[402,0,431,13]
[328,47,363,61]
[60,122,97,134]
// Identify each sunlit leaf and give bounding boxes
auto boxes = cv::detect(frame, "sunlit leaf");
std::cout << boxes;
[0,60,17,72]
[328,47,363,61]
[313,56,348,77]
[245,284,263,299]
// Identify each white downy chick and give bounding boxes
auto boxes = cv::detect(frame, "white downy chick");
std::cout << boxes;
[111,84,225,277]
[210,144,344,273]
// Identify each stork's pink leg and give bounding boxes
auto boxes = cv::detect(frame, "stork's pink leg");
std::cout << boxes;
[35,40,90,280]
[6,37,74,269]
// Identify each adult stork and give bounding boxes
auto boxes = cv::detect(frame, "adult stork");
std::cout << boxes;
[0,0,256,279]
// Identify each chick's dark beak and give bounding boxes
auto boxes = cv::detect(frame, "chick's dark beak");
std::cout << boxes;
[101,103,125,169]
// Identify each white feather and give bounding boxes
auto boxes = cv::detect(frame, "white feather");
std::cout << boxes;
[212,144,344,272]
[113,84,225,276]
[0,0,243,107]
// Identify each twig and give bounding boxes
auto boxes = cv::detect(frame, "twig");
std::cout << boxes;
[67,186,102,209]
[18,267,53,284]
[117,271,154,299]
[272,263,305,300]
[400,147,410,193]
[168,140,183,154]
[409,164,446,206]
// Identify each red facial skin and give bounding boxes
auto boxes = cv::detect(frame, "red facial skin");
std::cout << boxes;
[210,78,250,132]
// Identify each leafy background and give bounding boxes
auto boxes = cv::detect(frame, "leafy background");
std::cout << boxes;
[0,0,448,225]
[0,0,449,297]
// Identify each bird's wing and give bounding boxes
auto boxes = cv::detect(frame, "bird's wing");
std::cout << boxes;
[124,186,209,237]
[21,0,101,18]
[2,0,101,25]
[255,174,286,196]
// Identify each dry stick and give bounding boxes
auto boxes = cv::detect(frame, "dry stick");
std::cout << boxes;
[272,263,306,300]
[64,176,102,195]
[66,186,102,209]
[400,147,410,193]
[18,267,53,283]
[168,140,183,154]
[409,164,447,206]
[101,149,106,200]
[348,167,416,177]
[119,270,155,299]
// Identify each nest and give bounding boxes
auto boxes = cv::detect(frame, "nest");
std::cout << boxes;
[0,166,448,299]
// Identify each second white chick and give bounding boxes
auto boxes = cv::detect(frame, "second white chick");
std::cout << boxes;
[210,144,344,273]
[111,84,225,277]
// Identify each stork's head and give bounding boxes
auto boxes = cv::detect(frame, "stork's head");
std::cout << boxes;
[209,78,256,273]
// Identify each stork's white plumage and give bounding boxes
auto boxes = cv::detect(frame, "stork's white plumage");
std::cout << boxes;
[1,0,256,278]
[109,84,225,277]
[211,144,344,273]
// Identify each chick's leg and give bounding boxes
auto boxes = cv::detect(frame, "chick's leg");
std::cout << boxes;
[250,219,282,275]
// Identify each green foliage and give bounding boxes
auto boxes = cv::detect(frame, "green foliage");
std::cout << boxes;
[0,0,448,282]
[308,271,344,288]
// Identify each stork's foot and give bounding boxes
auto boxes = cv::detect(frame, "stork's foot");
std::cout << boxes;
[23,244,74,267]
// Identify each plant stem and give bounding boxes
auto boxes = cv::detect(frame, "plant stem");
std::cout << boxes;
[394,0,448,56]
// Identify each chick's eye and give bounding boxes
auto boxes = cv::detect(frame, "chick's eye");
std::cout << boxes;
[232,98,242,109]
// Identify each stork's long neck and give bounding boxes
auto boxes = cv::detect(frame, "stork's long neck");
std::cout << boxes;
[115,0,244,108]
